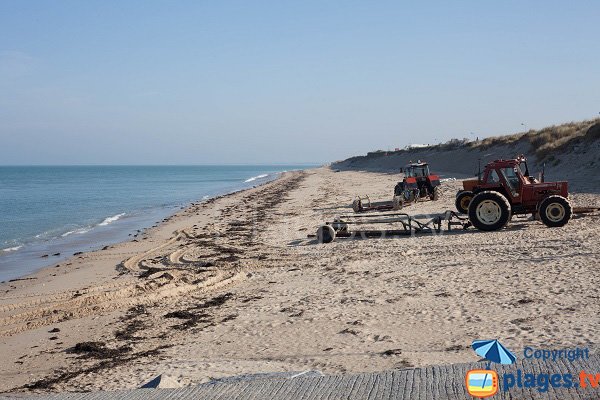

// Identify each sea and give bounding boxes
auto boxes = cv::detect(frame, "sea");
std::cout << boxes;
[0,165,312,282]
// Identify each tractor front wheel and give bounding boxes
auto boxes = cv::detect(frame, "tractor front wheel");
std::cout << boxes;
[468,191,512,231]
[455,190,473,214]
[539,195,572,227]
[352,199,362,213]
[392,196,403,210]
[430,186,440,201]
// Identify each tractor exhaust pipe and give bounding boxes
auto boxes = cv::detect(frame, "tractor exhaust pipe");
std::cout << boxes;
[537,163,546,183]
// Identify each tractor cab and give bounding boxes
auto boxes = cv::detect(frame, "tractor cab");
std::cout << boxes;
[480,158,526,199]
[404,162,431,178]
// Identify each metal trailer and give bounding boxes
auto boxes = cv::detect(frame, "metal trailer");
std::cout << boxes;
[316,211,469,243]
[317,206,600,243]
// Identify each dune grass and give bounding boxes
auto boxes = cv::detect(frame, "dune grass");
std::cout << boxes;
[468,118,600,161]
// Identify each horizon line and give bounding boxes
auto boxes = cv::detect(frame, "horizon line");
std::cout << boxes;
[0,163,324,167]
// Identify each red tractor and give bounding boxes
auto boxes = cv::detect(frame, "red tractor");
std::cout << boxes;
[394,161,441,204]
[455,155,571,231]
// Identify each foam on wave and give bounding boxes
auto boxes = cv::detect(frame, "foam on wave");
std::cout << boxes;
[244,174,269,183]
[2,245,23,253]
[99,213,126,226]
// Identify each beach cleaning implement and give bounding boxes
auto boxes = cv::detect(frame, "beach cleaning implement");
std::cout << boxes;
[351,195,403,212]
[316,211,469,243]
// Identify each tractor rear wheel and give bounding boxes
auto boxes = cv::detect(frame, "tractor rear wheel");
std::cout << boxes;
[392,196,403,210]
[352,199,362,213]
[455,190,473,214]
[394,182,404,197]
[539,195,572,227]
[430,186,440,201]
[317,225,336,243]
[468,191,512,231]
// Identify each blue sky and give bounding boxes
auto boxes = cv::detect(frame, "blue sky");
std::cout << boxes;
[1,1,599,164]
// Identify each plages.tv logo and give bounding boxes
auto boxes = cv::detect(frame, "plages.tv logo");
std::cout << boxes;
[465,369,498,398]
[465,339,516,398]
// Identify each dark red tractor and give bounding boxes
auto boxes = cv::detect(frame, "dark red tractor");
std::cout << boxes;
[394,161,441,203]
[455,155,571,231]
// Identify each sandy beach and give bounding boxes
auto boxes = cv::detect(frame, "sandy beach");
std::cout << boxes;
[1,166,599,393]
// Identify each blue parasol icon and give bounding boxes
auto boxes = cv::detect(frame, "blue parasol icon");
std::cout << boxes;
[472,339,516,366]
[470,339,516,392]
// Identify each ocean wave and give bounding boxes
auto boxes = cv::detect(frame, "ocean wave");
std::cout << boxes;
[34,229,61,240]
[2,245,23,253]
[244,174,269,183]
[61,227,91,237]
[99,213,126,226]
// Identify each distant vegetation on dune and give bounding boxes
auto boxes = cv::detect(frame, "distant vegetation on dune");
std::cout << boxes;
[470,118,600,162]
[334,118,600,170]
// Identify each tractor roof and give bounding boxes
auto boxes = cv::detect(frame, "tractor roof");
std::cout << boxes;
[485,155,527,169]
[406,160,429,168]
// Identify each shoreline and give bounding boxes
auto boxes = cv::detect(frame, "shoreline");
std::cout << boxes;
[1,166,598,393]
[0,168,310,392]
[0,169,295,283]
